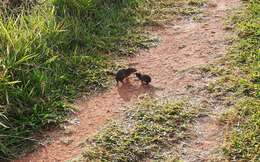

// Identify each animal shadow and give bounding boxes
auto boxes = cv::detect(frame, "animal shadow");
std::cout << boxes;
[117,81,156,101]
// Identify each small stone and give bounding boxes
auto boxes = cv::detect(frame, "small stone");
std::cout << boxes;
[198,113,209,118]
[60,137,73,145]
[177,17,182,21]
[223,25,233,30]
[208,2,217,8]
[179,44,187,49]
[68,118,80,125]
[63,128,75,135]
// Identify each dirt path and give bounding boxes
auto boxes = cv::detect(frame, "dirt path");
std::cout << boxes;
[15,0,240,161]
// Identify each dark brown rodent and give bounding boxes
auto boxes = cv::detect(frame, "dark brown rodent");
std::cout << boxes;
[115,68,137,84]
[135,73,151,85]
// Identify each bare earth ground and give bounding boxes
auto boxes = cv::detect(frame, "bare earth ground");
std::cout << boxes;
[14,0,241,161]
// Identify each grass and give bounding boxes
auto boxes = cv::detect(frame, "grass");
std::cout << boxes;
[205,0,260,161]
[0,0,206,160]
[188,0,207,6]
[223,99,260,161]
[73,98,197,162]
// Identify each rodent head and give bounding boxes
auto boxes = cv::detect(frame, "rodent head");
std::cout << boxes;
[126,68,137,74]
[135,73,141,78]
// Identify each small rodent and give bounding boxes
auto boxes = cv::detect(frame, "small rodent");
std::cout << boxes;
[135,73,151,85]
[115,68,137,85]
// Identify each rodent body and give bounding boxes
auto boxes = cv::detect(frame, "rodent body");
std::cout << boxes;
[115,68,137,84]
[135,73,151,85]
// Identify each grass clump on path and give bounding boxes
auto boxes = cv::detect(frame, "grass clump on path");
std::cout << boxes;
[219,0,260,161]
[75,98,197,162]
[223,99,260,161]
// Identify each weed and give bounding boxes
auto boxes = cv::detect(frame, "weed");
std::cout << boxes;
[74,98,197,162]
[178,7,202,16]
[188,0,207,7]
[223,99,260,161]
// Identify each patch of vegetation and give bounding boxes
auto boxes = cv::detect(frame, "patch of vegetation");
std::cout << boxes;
[214,0,260,161]
[188,0,207,6]
[0,0,206,160]
[223,99,260,161]
[178,6,202,16]
[74,98,197,162]
[137,0,206,25]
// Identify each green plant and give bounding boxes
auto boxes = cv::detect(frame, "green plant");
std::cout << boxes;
[223,99,260,161]
[75,99,197,162]
[188,0,207,6]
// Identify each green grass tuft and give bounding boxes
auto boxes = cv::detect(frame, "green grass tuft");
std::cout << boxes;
[223,99,260,161]
[188,0,207,6]
[74,98,197,162]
